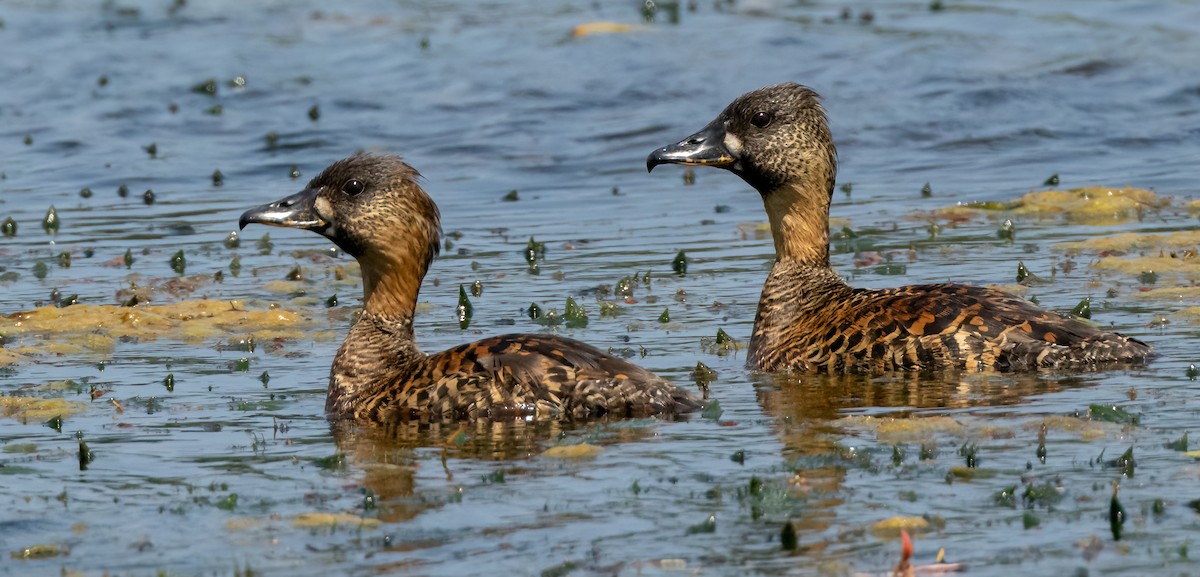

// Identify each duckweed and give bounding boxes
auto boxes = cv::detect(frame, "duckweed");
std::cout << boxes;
[870,516,928,538]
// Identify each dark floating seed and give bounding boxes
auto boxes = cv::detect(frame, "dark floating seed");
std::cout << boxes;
[527,302,542,320]
[170,250,186,274]
[264,131,279,149]
[143,189,156,205]
[308,105,320,121]
[46,415,63,433]
[259,371,270,386]
[715,328,733,345]
[1110,481,1125,541]
[78,438,93,471]
[1044,173,1060,186]
[658,308,670,323]
[212,169,224,186]
[780,522,798,551]
[57,294,78,308]
[1188,364,1199,380]
[118,184,129,198]
[325,294,338,308]
[79,187,92,199]
[144,142,157,158]
[921,182,932,197]
[501,189,519,202]
[50,288,61,303]
[23,134,32,146]
[1139,270,1158,285]
[212,270,224,283]
[419,36,430,50]
[1,217,16,237]
[57,252,71,268]
[285,265,302,281]
[524,237,545,264]
[42,206,60,234]
[470,280,483,297]
[123,294,139,307]
[97,75,108,87]
[168,103,179,113]
[692,362,717,387]
[229,256,241,277]
[206,104,223,115]
[164,373,175,392]
[123,249,134,268]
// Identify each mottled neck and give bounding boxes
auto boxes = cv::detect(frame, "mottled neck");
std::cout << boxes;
[761,179,831,267]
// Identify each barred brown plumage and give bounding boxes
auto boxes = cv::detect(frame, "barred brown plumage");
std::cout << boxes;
[648,82,1153,372]
[240,153,698,421]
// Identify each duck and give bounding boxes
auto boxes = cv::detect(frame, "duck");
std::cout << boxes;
[240,153,698,421]
[646,82,1153,372]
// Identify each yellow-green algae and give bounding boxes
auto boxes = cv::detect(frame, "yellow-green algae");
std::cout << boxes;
[1132,286,1200,302]
[10,544,68,560]
[839,415,964,444]
[1058,230,1200,253]
[541,443,603,459]
[1,300,312,347]
[938,186,1168,225]
[870,516,929,538]
[292,512,380,528]
[0,397,87,421]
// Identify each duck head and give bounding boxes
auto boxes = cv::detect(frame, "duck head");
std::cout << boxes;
[240,153,441,315]
[646,82,838,198]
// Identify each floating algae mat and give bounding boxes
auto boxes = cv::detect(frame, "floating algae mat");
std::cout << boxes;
[0,300,314,358]
[938,186,1169,225]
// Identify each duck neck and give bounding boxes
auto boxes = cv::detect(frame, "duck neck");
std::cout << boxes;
[359,252,423,333]
[761,179,831,267]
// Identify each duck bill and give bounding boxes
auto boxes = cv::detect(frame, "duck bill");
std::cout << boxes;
[646,118,735,172]
[239,188,327,231]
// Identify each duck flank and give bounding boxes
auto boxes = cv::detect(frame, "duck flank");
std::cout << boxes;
[647,82,1152,372]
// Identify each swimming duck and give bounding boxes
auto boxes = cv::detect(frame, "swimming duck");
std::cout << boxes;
[240,153,698,420]
[647,82,1152,372]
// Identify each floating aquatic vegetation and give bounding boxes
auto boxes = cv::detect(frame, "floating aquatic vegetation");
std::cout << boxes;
[1071,297,1091,319]
[501,189,519,201]
[1110,481,1125,540]
[1059,230,1200,253]
[79,187,92,199]
[42,206,59,234]
[144,143,157,158]
[456,285,473,329]
[285,266,302,281]
[10,544,68,560]
[191,78,218,96]
[170,250,186,275]
[0,300,310,350]
[1,217,15,237]
[564,296,587,328]
[212,169,224,186]
[118,184,129,198]
[996,218,1014,241]
[1088,404,1139,425]
[206,104,223,115]
[1044,174,1060,186]
[870,516,928,538]
[143,189,155,205]
[541,443,602,459]
[224,231,239,249]
[470,280,482,297]
[701,399,722,420]
[657,308,670,323]
[32,261,48,280]
[921,182,932,198]
[289,165,301,179]
[0,397,87,421]
[685,515,716,535]
[570,21,637,37]
[292,512,379,528]
[325,294,337,308]
[672,250,687,275]
[78,436,93,470]
[164,373,175,392]
[229,256,241,276]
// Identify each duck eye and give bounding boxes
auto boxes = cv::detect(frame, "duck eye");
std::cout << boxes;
[342,179,365,196]
[751,111,773,129]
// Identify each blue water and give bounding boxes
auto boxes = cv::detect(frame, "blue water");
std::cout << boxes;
[1,1,1198,576]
